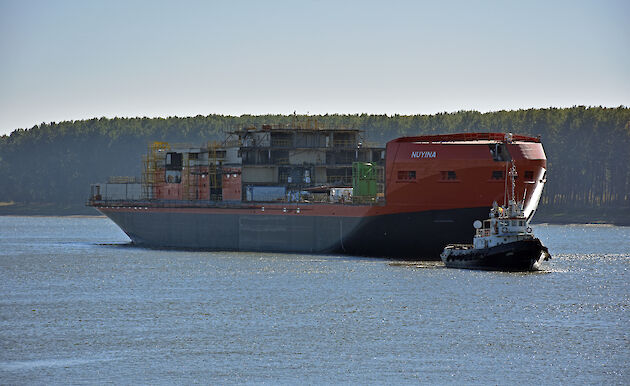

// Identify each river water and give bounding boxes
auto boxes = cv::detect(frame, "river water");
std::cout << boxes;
[1,216,628,384]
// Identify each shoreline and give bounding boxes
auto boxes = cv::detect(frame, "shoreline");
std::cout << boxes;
[532,207,630,227]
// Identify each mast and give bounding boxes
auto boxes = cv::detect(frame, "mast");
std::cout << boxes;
[509,161,517,204]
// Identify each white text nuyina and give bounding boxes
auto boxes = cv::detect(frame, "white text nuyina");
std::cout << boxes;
[411,151,437,159]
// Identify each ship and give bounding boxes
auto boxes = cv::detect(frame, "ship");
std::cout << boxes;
[440,162,551,271]
[87,123,547,259]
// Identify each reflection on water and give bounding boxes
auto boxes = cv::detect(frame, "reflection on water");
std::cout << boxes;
[0,217,628,384]
[1,357,120,370]
[389,261,445,269]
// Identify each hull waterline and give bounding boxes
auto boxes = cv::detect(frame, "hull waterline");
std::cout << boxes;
[98,205,491,259]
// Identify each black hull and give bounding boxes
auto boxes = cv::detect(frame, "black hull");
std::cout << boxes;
[442,238,547,271]
[98,206,490,260]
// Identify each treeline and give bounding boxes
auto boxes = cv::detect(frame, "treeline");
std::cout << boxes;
[0,106,629,212]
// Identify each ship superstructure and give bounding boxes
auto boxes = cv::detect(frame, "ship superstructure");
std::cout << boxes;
[136,123,385,205]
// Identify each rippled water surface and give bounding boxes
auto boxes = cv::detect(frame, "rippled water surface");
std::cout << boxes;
[1,216,628,384]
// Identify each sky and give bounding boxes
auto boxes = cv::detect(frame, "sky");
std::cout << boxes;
[1,0,628,135]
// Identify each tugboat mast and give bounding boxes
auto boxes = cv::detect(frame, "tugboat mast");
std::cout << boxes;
[509,161,517,204]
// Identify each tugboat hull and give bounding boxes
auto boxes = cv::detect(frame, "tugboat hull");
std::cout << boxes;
[441,238,548,271]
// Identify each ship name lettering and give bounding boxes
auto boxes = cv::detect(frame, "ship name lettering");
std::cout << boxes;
[411,151,436,159]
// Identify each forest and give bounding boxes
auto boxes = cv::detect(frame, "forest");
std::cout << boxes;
[0,106,629,223]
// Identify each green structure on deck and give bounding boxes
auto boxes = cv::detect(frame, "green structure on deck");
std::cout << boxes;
[352,162,377,203]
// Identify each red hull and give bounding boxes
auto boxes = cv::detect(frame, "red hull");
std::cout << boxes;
[384,133,546,216]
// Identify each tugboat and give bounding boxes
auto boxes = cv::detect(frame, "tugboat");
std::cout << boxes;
[440,162,550,271]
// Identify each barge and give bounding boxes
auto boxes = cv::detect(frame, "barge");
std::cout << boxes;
[88,125,547,259]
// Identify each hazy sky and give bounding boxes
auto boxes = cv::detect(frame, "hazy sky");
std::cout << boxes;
[1,0,628,135]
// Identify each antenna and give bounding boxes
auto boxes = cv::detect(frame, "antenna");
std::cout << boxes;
[504,161,508,207]
[508,161,517,203]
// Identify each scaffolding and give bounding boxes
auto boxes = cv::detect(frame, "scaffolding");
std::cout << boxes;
[137,123,383,204]
[182,154,194,201]
[207,141,221,201]
[142,142,170,199]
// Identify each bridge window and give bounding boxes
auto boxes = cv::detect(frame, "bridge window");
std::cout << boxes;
[524,171,534,181]
[440,171,457,181]
[397,170,416,181]
[491,170,504,180]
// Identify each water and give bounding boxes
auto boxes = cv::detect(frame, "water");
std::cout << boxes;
[1,216,628,384]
